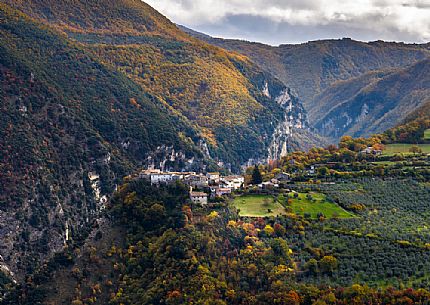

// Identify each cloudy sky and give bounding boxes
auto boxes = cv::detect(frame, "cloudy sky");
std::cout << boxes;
[145,0,430,45]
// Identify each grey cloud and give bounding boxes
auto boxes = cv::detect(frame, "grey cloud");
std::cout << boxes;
[402,1,430,8]
[194,13,426,45]
[145,0,430,44]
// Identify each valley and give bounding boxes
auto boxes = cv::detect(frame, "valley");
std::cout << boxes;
[182,26,430,141]
[0,0,430,304]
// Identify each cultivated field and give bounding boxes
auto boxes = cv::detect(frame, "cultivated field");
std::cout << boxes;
[232,195,286,217]
[232,193,353,219]
[424,129,430,140]
[286,192,354,219]
[382,144,430,155]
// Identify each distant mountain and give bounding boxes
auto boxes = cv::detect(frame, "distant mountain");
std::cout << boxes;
[181,25,429,103]
[181,26,430,140]
[314,59,430,140]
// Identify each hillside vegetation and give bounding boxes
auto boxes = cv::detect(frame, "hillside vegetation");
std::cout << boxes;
[0,2,208,278]
[0,0,322,280]
[314,59,430,140]
[2,0,300,167]
[182,27,430,141]
[5,178,430,304]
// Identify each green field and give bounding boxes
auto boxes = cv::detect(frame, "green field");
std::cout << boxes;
[231,195,286,217]
[232,193,354,219]
[382,144,430,155]
[424,129,430,140]
[287,192,355,219]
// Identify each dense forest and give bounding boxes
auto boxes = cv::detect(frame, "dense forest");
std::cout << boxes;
[0,1,210,279]
[4,178,430,304]
[1,0,314,168]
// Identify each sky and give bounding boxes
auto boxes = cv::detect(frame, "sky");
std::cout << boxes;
[144,0,430,45]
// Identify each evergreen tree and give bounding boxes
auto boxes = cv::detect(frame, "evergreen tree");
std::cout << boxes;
[251,165,263,184]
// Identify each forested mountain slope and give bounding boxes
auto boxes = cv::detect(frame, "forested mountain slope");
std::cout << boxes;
[6,178,430,305]
[0,0,327,281]
[314,59,430,140]
[0,2,209,279]
[181,26,430,141]
[384,99,430,143]
[2,0,325,168]
[181,26,430,105]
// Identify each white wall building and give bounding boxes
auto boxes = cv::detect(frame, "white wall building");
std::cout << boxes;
[206,172,220,184]
[190,191,208,205]
[220,175,244,190]
[150,173,182,185]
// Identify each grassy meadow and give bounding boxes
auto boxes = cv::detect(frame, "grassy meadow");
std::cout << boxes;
[231,195,286,217]
[382,144,430,155]
[286,192,355,219]
[424,129,430,140]
[232,193,354,219]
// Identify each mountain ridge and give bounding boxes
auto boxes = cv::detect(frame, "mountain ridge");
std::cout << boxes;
[314,58,430,140]
[180,25,430,141]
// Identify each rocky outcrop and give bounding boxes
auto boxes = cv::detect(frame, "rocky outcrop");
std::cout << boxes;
[267,89,326,161]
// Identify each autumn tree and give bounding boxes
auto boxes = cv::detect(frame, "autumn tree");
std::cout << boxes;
[319,255,338,274]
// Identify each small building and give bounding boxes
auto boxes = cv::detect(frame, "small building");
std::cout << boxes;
[139,169,183,185]
[184,174,209,188]
[360,147,382,156]
[151,173,182,185]
[220,175,244,190]
[210,186,232,198]
[258,181,279,189]
[190,191,208,205]
[139,169,161,179]
[275,172,291,182]
[206,172,220,184]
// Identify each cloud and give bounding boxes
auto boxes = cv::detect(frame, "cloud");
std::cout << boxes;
[145,0,430,45]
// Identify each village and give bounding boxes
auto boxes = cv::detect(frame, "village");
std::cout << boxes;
[137,167,296,206]
[138,169,245,205]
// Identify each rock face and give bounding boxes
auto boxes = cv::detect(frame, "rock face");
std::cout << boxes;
[267,88,328,161]
[268,89,306,160]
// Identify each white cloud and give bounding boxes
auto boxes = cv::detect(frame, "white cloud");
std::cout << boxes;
[145,0,430,44]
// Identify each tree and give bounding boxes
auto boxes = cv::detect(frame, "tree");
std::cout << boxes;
[251,165,263,184]
[304,258,319,275]
[409,145,422,154]
[319,255,338,274]
[317,167,329,177]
